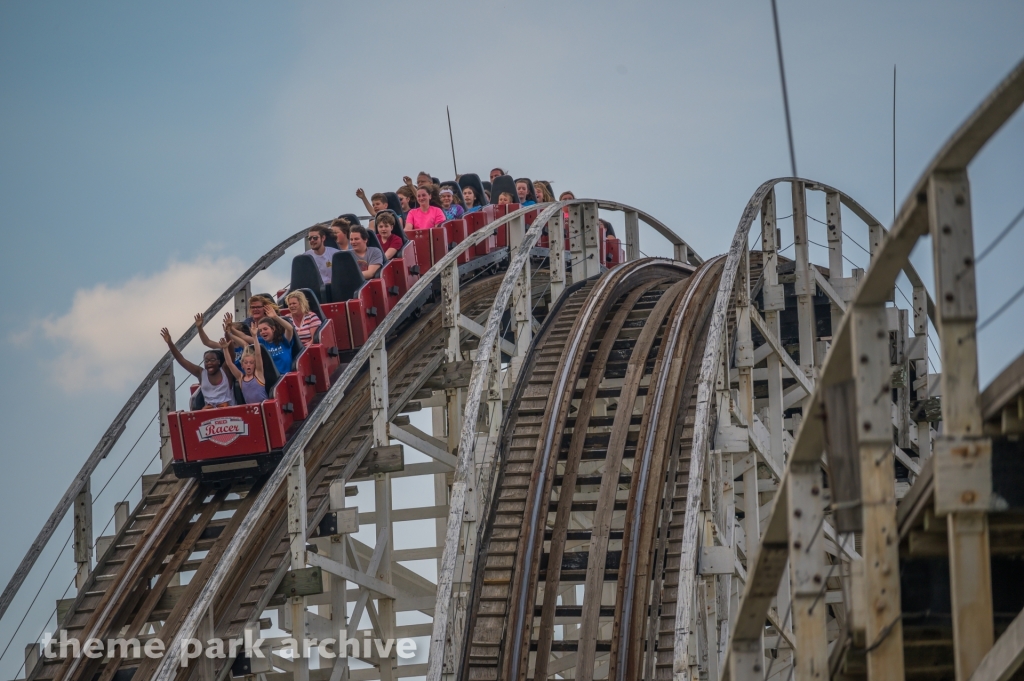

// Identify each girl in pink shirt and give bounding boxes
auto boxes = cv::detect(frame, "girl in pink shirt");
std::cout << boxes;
[406,186,447,229]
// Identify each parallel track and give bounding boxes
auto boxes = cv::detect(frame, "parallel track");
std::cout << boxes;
[462,257,733,681]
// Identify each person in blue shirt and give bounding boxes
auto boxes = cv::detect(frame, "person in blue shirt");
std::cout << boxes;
[256,315,294,375]
[459,173,488,213]
[515,178,538,206]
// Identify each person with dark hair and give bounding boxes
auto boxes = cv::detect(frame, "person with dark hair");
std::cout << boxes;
[330,218,351,250]
[349,225,385,278]
[255,315,294,375]
[305,226,340,284]
[160,325,235,409]
[599,219,616,239]
[459,173,487,213]
[490,168,505,182]
[374,212,403,259]
[356,187,387,216]
[220,328,267,404]
[515,178,537,206]
[396,185,417,218]
[407,186,446,229]
[439,186,464,220]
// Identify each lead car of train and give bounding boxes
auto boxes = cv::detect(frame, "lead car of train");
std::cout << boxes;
[169,202,626,483]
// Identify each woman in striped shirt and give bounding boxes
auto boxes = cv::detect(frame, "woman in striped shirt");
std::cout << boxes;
[285,291,322,347]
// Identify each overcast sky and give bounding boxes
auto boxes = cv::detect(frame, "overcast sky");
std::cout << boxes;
[0,1,1022,673]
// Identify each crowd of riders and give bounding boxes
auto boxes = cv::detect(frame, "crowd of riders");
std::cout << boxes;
[160,168,623,410]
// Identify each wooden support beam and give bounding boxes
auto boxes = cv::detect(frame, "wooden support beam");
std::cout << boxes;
[750,309,814,396]
[625,210,640,262]
[825,191,846,334]
[73,479,92,589]
[852,305,905,681]
[929,170,993,681]
[388,422,457,469]
[787,461,828,681]
[791,181,818,379]
[286,455,309,681]
[375,468,397,681]
[761,190,786,464]
[306,551,398,600]
[549,211,567,300]
[442,262,460,365]
[158,365,176,468]
[968,606,1024,681]
[457,314,515,357]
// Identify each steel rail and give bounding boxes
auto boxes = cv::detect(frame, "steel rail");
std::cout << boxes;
[508,260,691,681]
[614,256,724,680]
[0,226,310,625]
[715,56,1024,681]
[532,277,667,679]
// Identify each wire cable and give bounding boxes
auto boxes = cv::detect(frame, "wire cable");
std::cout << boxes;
[978,279,1024,333]
[769,0,797,177]
[976,204,1024,265]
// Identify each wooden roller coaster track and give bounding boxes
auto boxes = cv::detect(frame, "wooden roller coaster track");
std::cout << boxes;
[3,55,1023,681]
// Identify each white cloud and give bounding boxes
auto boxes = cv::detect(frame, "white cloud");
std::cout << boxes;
[17,254,286,392]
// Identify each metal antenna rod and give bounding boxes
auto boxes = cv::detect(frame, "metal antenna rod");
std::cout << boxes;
[770,0,797,177]
[447,106,458,178]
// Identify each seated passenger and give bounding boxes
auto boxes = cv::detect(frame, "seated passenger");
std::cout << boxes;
[497,191,514,206]
[356,188,388,217]
[515,178,537,206]
[559,191,576,222]
[305,226,340,284]
[374,212,403,259]
[439,186,464,220]
[330,218,351,250]
[220,332,267,403]
[534,181,554,203]
[349,225,384,279]
[256,316,294,375]
[600,219,616,239]
[285,291,322,347]
[406,186,446,230]
[459,173,487,213]
[160,326,235,409]
[240,295,276,326]
[396,185,417,218]
[402,172,433,190]
[490,168,505,182]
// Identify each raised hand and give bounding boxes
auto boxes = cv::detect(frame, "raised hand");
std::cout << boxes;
[160,328,173,345]
[194,312,204,329]
[356,188,366,199]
